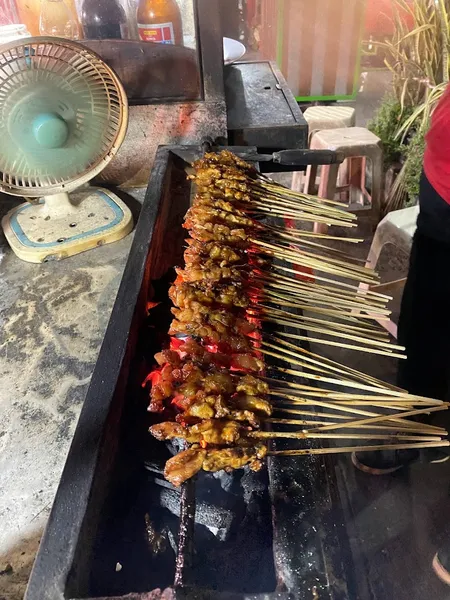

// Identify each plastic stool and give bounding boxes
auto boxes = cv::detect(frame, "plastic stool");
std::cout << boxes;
[356,205,419,339]
[306,127,383,233]
[292,106,356,192]
[303,106,356,138]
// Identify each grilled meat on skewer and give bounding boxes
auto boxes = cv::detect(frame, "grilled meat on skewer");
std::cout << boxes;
[156,338,264,373]
[164,444,268,487]
[147,356,267,414]
[175,264,245,284]
[147,151,273,483]
[150,419,247,446]
[189,224,249,245]
[169,281,250,310]
[184,240,245,267]
[184,206,255,230]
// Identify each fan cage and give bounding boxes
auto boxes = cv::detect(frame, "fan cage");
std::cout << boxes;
[0,37,128,196]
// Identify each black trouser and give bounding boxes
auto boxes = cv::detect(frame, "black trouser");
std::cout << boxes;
[397,172,450,401]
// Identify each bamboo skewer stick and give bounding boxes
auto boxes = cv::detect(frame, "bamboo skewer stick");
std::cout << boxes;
[265,227,363,242]
[268,262,390,298]
[253,182,355,211]
[274,407,354,421]
[264,290,388,324]
[262,331,406,359]
[259,283,390,317]
[250,199,354,225]
[261,295,389,326]
[262,292,390,326]
[258,324,405,358]
[261,286,388,320]
[266,386,443,414]
[257,313,389,346]
[248,204,356,228]
[272,399,441,430]
[251,185,355,214]
[256,179,351,208]
[270,390,445,416]
[272,243,375,277]
[268,418,445,435]
[260,341,386,381]
[269,263,391,301]
[271,394,445,434]
[268,441,450,457]
[262,284,390,316]
[262,224,366,256]
[276,338,404,392]
[261,282,386,312]
[271,392,407,418]
[250,191,356,220]
[261,288,389,324]
[263,272,389,308]
[257,315,395,349]
[271,392,445,429]
[308,404,450,433]
[252,431,441,441]
[261,279,389,313]
[256,307,389,340]
[252,237,377,276]
[266,336,399,391]
[260,278,390,314]
[274,397,442,408]
[267,418,339,427]
[269,372,437,402]
[253,240,377,283]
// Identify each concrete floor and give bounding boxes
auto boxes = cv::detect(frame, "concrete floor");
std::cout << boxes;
[0,70,431,600]
[0,189,145,600]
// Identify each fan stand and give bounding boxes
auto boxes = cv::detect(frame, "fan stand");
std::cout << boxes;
[2,188,133,263]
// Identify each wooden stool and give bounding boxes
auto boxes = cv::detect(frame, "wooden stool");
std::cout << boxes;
[356,205,419,339]
[292,106,356,192]
[306,127,383,233]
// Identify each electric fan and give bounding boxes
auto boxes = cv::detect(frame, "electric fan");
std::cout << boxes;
[0,37,133,263]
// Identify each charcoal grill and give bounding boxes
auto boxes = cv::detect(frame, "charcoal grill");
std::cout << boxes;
[25,146,363,600]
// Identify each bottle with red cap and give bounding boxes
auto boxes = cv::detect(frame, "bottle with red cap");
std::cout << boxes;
[136,0,183,45]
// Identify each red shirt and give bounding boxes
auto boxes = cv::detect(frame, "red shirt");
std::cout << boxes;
[424,84,450,204]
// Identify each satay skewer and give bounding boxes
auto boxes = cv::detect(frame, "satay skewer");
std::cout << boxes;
[268,441,450,457]
[265,336,397,389]
[268,418,446,435]
[255,309,389,339]
[307,404,450,433]
[252,431,442,442]
[267,336,403,391]
[258,331,405,359]
[272,406,445,435]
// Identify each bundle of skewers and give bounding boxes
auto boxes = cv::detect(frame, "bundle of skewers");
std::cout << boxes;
[144,150,449,487]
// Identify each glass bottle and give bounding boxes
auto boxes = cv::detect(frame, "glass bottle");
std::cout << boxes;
[80,0,128,40]
[39,0,81,39]
[136,0,183,45]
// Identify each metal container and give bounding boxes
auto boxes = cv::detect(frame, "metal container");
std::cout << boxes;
[24,145,364,600]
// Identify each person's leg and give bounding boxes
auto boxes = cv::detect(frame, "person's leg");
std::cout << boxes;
[353,172,450,474]
[398,171,450,402]
[397,232,450,401]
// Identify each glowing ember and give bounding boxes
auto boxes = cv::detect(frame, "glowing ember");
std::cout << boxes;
[142,369,162,387]
[146,301,160,312]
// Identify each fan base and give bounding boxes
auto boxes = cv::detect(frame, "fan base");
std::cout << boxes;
[2,188,133,263]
